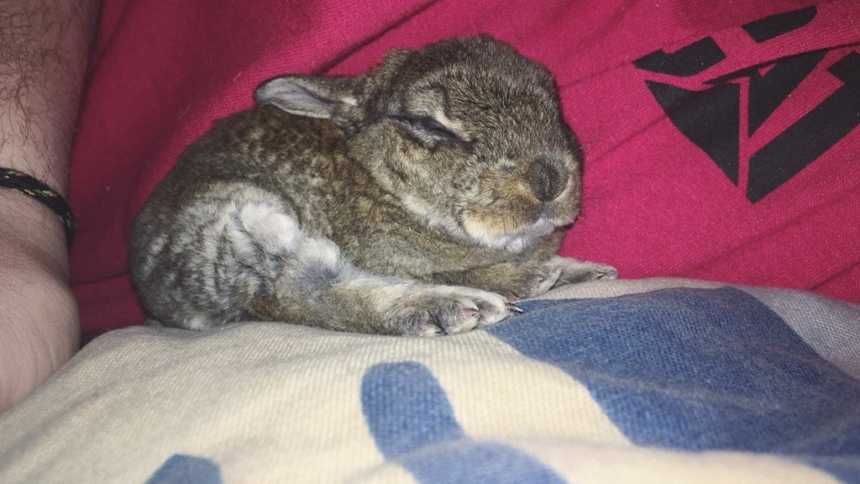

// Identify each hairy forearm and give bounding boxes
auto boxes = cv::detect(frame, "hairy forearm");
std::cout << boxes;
[0,0,100,412]
[0,0,99,191]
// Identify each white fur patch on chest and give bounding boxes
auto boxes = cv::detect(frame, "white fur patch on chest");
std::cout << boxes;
[400,194,553,253]
[462,216,554,253]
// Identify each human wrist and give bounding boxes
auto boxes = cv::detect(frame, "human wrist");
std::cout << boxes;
[0,188,78,413]
[0,265,78,413]
[0,167,74,244]
[0,187,69,277]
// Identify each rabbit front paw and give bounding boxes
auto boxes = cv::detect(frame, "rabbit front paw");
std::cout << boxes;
[550,257,618,286]
[386,286,511,337]
[491,264,563,300]
[495,257,618,300]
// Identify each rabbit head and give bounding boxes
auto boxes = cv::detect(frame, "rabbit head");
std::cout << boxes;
[255,35,581,253]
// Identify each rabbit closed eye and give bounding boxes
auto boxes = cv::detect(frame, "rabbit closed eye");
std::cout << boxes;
[130,35,616,336]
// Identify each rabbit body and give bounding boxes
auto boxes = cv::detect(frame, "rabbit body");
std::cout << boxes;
[130,36,616,336]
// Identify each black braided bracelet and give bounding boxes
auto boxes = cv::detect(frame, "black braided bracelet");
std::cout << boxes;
[0,167,75,243]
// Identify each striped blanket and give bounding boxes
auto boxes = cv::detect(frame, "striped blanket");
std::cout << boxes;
[1,278,858,483]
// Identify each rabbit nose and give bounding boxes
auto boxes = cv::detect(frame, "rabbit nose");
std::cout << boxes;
[527,158,567,202]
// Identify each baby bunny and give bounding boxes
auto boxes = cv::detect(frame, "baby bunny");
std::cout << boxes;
[130,35,617,336]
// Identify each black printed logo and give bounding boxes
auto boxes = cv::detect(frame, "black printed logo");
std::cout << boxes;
[634,7,860,202]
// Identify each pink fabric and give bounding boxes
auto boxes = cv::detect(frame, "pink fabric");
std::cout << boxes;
[70,0,860,336]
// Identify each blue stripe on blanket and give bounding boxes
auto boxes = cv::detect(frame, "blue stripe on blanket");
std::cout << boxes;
[146,454,222,484]
[487,287,860,482]
[361,362,565,483]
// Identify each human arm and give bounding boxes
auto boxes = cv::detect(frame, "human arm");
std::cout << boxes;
[0,0,100,412]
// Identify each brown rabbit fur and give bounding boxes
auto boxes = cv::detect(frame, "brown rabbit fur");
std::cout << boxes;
[130,35,616,336]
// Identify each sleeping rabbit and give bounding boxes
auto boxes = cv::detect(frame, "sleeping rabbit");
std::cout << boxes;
[130,35,617,336]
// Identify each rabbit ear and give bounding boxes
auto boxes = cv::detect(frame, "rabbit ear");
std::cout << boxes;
[254,75,357,119]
